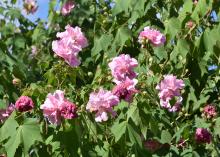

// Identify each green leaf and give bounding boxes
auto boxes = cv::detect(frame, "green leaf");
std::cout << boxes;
[165,18,181,40]
[14,36,25,49]
[191,0,212,23]
[127,104,141,126]
[4,127,21,157]
[214,118,220,136]
[3,118,42,157]
[127,124,142,147]
[160,130,172,144]
[170,39,189,63]
[111,121,127,142]
[109,26,131,57]
[194,117,211,128]
[154,46,167,61]
[20,118,42,155]
[0,112,18,142]
[91,34,113,60]
[112,0,133,15]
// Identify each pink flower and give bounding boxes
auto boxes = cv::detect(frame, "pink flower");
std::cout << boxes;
[61,0,75,16]
[112,78,138,103]
[0,104,15,123]
[108,54,138,83]
[86,89,119,122]
[195,128,212,144]
[138,26,166,47]
[186,20,194,29]
[52,25,88,67]
[60,101,78,119]
[202,105,217,119]
[23,0,38,14]
[156,75,185,112]
[15,96,34,112]
[40,90,77,125]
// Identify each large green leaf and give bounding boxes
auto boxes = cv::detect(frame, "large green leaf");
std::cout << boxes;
[111,121,127,142]
[2,118,42,157]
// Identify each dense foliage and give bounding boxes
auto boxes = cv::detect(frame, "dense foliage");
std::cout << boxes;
[0,0,220,156]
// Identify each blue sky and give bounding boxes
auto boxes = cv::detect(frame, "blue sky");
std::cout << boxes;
[21,0,50,21]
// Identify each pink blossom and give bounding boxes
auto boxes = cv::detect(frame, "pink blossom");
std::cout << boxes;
[156,75,185,112]
[195,128,212,144]
[15,96,34,112]
[186,20,194,29]
[60,101,77,119]
[40,90,77,125]
[23,0,38,14]
[112,78,138,103]
[202,105,217,119]
[86,89,119,122]
[0,104,15,123]
[52,25,88,67]
[61,0,75,16]
[108,54,138,83]
[138,26,166,47]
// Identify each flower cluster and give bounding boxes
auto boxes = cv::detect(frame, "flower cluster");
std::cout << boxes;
[138,26,166,47]
[86,89,119,122]
[15,96,34,112]
[61,0,75,16]
[40,90,77,125]
[23,0,38,14]
[195,128,212,144]
[109,54,138,103]
[202,104,217,119]
[156,75,185,112]
[52,25,88,67]
[0,104,15,123]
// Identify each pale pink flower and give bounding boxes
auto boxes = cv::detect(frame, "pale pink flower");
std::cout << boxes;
[52,25,88,67]
[112,78,138,103]
[0,104,15,123]
[40,90,77,125]
[202,105,217,119]
[61,0,75,16]
[108,54,138,83]
[31,45,37,56]
[156,75,185,112]
[86,89,119,122]
[15,96,34,112]
[195,128,212,144]
[138,26,166,47]
[23,0,38,14]
[194,0,198,5]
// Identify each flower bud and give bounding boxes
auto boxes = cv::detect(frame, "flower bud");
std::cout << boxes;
[186,20,194,29]
[88,72,93,77]
[15,96,34,112]
[12,78,21,86]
